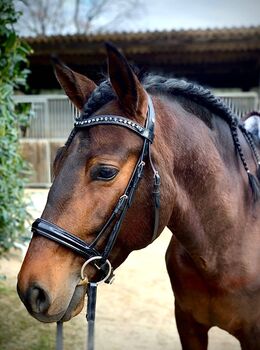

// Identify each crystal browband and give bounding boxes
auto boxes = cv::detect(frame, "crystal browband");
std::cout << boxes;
[74,115,153,142]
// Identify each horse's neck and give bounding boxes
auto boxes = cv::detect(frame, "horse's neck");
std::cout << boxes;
[161,100,257,275]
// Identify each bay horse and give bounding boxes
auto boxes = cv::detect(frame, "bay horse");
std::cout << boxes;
[17,43,260,349]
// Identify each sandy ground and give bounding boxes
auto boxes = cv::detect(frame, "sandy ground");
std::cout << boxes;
[1,189,241,349]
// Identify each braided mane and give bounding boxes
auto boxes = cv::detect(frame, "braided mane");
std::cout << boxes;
[78,75,260,201]
[81,75,237,126]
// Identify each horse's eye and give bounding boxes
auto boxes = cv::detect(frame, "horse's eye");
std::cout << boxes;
[91,166,119,181]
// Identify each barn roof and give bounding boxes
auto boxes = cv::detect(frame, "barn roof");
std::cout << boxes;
[25,26,260,55]
[24,26,260,90]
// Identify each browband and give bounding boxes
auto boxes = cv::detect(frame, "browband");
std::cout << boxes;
[75,94,156,144]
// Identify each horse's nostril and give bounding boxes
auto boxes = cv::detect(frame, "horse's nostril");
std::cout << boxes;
[27,285,51,314]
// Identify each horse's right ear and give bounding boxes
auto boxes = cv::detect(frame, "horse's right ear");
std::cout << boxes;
[51,57,96,111]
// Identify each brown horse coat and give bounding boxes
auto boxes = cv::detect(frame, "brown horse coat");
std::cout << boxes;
[17,44,260,349]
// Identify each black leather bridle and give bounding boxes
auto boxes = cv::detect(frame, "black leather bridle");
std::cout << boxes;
[31,95,160,350]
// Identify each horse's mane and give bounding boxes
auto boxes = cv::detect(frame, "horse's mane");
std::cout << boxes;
[78,75,260,201]
[81,75,237,127]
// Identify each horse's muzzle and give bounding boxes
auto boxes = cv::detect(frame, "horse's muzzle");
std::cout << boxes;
[17,280,86,323]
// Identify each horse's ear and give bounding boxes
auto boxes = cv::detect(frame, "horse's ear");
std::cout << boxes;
[52,57,97,111]
[105,42,147,122]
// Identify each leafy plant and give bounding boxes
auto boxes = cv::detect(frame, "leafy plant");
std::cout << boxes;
[0,0,32,255]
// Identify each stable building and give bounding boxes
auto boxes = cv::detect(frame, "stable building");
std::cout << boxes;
[25,26,260,91]
[20,26,260,186]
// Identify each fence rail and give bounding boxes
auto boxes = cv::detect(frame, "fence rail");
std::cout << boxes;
[14,95,79,139]
[14,92,259,140]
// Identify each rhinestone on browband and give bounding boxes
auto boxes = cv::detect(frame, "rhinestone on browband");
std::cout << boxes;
[74,116,145,133]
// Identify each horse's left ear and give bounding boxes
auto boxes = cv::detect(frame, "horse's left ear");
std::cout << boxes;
[105,42,148,123]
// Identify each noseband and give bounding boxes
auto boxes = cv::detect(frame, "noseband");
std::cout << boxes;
[31,95,160,350]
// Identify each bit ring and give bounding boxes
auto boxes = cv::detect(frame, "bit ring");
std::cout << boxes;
[79,256,112,285]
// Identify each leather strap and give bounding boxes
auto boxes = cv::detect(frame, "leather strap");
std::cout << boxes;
[87,283,98,350]
[56,322,63,350]
[75,115,154,142]
[32,219,100,260]
[31,94,160,350]
[32,94,160,268]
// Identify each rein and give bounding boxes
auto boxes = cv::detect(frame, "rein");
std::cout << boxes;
[31,95,160,350]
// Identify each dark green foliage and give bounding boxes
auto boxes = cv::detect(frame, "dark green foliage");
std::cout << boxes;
[0,0,32,255]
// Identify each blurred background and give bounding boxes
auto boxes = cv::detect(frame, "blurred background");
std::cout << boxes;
[0,0,260,349]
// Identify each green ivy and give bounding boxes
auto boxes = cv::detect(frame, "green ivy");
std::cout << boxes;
[0,0,32,255]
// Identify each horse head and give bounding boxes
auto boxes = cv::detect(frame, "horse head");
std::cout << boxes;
[17,44,169,323]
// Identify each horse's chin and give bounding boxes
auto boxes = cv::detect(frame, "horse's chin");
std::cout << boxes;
[60,285,86,322]
[29,284,86,323]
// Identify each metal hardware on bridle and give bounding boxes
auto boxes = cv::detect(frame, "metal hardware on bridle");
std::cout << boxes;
[31,94,160,350]
[80,256,113,285]
[81,257,113,350]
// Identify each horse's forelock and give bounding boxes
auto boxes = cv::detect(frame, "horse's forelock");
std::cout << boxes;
[80,80,116,120]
